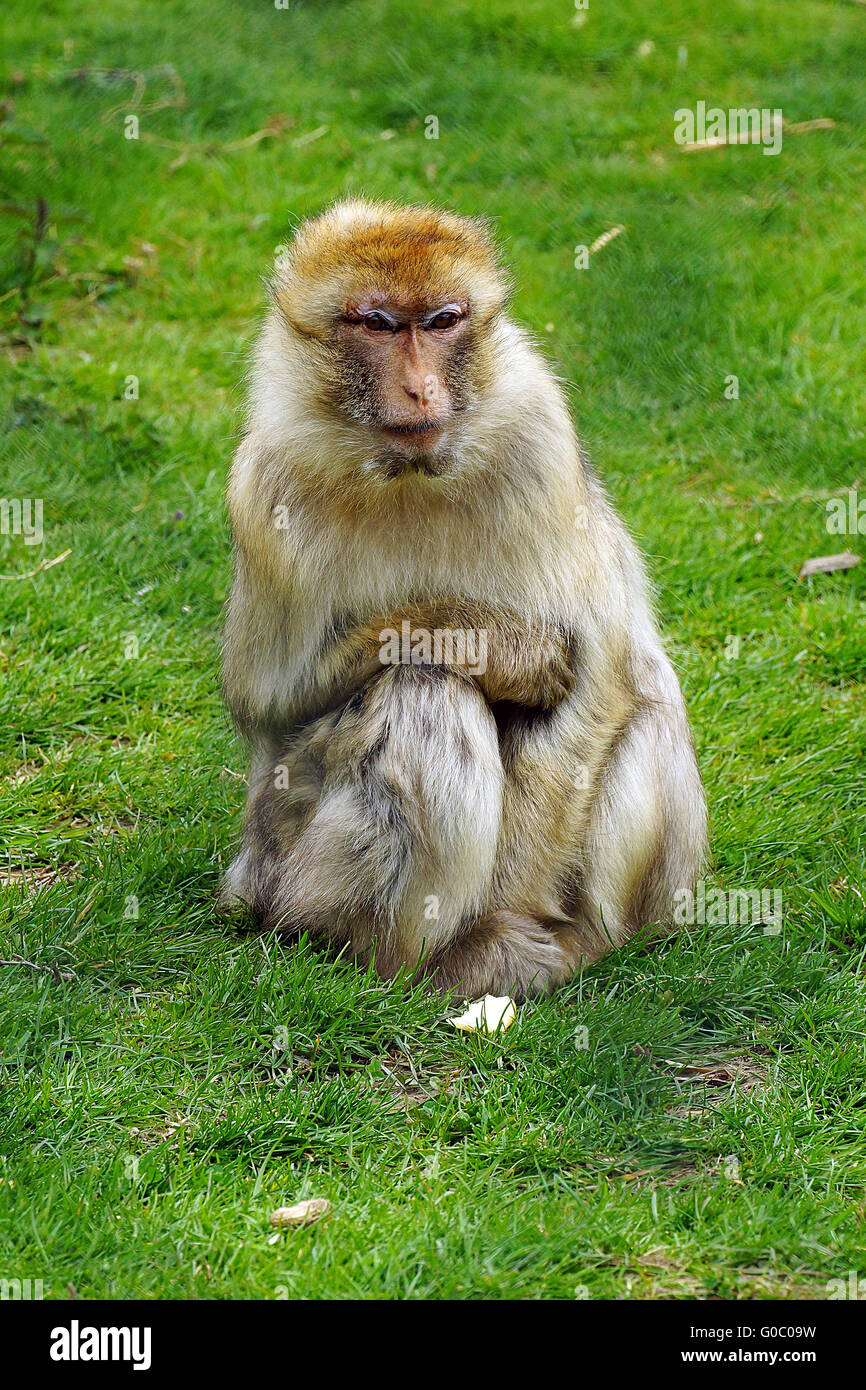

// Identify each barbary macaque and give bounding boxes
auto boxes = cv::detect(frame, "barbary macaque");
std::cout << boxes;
[221,199,707,997]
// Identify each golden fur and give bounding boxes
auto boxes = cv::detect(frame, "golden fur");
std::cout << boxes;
[221,199,707,997]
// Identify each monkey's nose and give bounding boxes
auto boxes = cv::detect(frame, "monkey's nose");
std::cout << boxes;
[403,375,441,407]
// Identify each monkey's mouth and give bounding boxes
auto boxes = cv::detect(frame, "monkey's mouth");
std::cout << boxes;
[380,421,445,449]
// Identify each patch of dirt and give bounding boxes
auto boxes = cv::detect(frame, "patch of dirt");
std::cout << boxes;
[620,1249,822,1299]
[0,952,76,982]
[373,1052,462,1113]
[49,814,138,835]
[128,1114,191,1147]
[0,862,80,891]
[4,759,43,788]
[664,1053,771,1117]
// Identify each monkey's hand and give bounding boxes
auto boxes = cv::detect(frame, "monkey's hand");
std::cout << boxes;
[313,602,576,717]
[526,628,577,709]
[323,602,575,713]
[480,622,577,710]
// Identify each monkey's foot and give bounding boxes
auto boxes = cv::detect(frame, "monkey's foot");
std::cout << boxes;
[217,848,253,913]
[427,911,574,1000]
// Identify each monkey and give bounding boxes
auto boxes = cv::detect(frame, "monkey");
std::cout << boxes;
[220,198,707,999]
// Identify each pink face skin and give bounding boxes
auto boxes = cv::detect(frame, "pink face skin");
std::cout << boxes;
[340,296,470,454]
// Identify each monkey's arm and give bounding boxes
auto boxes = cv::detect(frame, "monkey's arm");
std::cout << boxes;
[319,599,576,712]
[223,540,574,736]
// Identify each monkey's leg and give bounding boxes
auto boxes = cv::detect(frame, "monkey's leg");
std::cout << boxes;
[422,910,574,999]
[219,715,339,922]
[226,664,576,995]
[572,699,707,956]
[235,665,507,976]
[485,664,705,979]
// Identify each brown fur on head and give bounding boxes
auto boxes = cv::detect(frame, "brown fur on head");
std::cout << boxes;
[268,199,511,471]
[272,199,509,337]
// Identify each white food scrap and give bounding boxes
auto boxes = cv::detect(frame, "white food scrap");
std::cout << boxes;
[449,995,516,1034]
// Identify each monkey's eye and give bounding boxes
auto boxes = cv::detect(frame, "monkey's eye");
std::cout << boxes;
[426,310,462,331]
[362,312,397,333]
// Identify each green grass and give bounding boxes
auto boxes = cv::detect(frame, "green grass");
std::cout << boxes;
[1,0,865,1300]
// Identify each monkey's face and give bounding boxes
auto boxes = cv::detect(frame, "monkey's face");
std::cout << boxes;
[328,296,476,476]
[270,201,510,483]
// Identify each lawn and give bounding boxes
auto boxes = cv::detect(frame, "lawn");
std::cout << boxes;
[1,0,864,1300]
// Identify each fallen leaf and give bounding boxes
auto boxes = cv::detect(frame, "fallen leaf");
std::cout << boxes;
[589,225,624,255]
[0,548,71,582]
[222,113,296,153]
[682,115,835,154]
[785,118,837,134]
[798,550,860,579]
[293,125,329,148]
